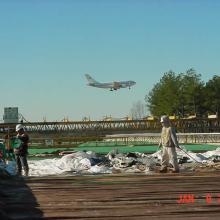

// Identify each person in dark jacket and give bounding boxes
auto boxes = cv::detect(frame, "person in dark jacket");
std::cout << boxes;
[14,124,29,176]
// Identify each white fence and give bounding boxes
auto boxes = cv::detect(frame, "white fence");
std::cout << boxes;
[105,133,220,144]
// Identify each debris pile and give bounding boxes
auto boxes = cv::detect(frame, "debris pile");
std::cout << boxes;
[1,147,220,176]
[107,150,159,173]
[27,147,220,176]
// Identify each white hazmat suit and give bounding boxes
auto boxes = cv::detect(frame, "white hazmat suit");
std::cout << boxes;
[159,115,179,173]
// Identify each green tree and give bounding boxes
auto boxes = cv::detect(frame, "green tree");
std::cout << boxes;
[146,69,204,117]
[145,71,182,116]
[179,68,204,116]
[204,75,220,116]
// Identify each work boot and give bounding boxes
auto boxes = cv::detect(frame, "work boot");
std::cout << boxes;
[159,167,168,173]
[170,169,179,173]
[24,170,29,177]
[16,170,22,176]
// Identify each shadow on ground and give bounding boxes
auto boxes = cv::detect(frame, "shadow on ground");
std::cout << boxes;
[0,170,43,220]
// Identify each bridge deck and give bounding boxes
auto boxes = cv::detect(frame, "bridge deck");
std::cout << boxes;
[1,171,220,219]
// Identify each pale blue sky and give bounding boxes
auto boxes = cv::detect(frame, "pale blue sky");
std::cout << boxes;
[0,0,220,121]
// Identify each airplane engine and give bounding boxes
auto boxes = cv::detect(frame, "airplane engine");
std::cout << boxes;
[113,82,121,90]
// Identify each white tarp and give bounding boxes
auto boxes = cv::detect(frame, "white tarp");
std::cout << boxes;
[1,147,220,177]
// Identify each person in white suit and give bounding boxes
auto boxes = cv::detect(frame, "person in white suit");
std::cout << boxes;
[159,115,179,173]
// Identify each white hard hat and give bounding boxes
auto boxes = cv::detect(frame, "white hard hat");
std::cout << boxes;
[16,124,24,132]
[160,115,169,123]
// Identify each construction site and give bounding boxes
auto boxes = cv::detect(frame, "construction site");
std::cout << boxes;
[1,108,220,219]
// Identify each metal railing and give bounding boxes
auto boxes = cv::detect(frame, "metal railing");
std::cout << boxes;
[1,118,220,135]
[104,133,220,145]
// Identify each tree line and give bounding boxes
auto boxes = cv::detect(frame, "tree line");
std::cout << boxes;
[145,68,220,118]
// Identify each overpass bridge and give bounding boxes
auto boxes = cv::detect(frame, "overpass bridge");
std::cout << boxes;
[1,119,220,148]
[0,118,220,137]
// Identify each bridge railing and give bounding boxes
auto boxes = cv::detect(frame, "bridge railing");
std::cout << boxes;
[104,133,220,145]
[1,118,220,136]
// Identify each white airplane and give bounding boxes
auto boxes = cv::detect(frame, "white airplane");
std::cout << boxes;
[85,74,136,91]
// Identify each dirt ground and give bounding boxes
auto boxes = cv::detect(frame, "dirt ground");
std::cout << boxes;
[1,169,220,220]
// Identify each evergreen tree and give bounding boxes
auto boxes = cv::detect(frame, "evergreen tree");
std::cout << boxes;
[145,71,181,116]
[146,69,204,117]
[179,68,204,117]
[204,75,220,116]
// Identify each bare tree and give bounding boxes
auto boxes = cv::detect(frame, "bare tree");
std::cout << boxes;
[130,100,146,119]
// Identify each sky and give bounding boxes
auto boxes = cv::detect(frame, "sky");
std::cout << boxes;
[0,0,220,122]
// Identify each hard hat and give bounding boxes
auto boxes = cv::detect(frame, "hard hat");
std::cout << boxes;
[16,124,24,132]
[160,115,169,123]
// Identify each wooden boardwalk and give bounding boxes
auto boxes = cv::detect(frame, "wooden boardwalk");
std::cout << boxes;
[1,171,220,219]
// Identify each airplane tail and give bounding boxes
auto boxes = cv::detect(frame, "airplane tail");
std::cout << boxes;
[85,74,98,83]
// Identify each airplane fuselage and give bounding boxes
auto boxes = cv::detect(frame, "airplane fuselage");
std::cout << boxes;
[85,74,136,91]
[88,81,136,90]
